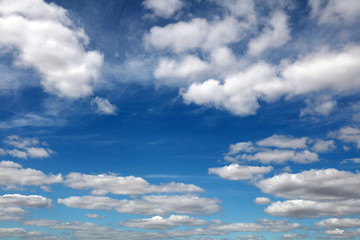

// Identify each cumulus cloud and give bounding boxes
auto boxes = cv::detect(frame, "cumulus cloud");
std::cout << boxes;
[1,135,54,159]
[208,164,273,180]
[144,17,250,53]
[91,97,117,115]
[315,218,360,229]
[265,199,360,218]
[244,149,319,164]
[121,215,207,229]
[65,172,203,195]
[256,135,308,149]
[58,195,221,216]
[0,160,63,187]
[85,213,104,219]
[183,45,360,116]
[154,55,209,80]
[257,168,360,201]
[0,227,61,240]
[143,0,184,18]
[247,11,291,56]
[311,139,335,152]
[0,194,52,208]
[281,233,307,239]
[253,197,272,205]
[300,97,337,117]
[323,228,360,240]
[0,0,103,98]
[0,206,25,221]
[330,126,360,148]
[309,0,360,25]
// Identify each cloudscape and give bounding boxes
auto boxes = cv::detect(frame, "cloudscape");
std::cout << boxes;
[0,0,360,239]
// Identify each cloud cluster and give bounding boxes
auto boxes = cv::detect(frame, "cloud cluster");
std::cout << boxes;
[224,135,321,164]
[143,0,184,18]
[209,164,273,180]
[58,195,221,216]
[0,135,55,159]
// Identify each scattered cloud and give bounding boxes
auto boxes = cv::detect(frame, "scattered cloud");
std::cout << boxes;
[281,233,307,239]
[311,139,336,152]
[120,215,207,229]
[91,97,117,115]
[330,126,360,148]
[256,135,308,149]
[300,97,337,117]
[0,194,52,208]
[315,218,360,229]
[0,0,103,98]
[65,172,204,195]
[254,197,272,205]
[208,164,273,180]
[143,0,184,18]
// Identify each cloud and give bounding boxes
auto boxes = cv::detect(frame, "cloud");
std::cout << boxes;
[65,172,204,195]
[0,206,25,221]
[300,97,337,117]
[281,233,307,239]
[0,227,62,240]
[323,228,360,240]
[243,149,319,164]
[256,135,308,149]
[265,199,360,218]
[256,168,360,201]
[311,139,335,152]
[315,218,360,229]
[247,11,291,56]
[121,215,207,229]
[144,17,250,53]
[182,45,360,116]
[91,97,117,115]
[154,55,209,80]
[330,126,360,148]
[143,0,184,18]
[0,0,103,98]
[2,135,54,159]
[253,197,272,205]
[0,194,52,208]
[58,195,221,216]
[309,0,360,25]
[85,213,104,219]
[0,160,63,187]
[208,164,273,180]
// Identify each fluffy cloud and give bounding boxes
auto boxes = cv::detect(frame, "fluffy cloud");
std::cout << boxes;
[311,139,336,152]
[65,172,203,195]
[265,199,360,218]
[0,206,25,221]
[247,11,291,56]
[0,194,52,208]
[243,149,319,164]
[154,55,209,80]
[300,97,337,117]
[309,0,360,25]
[0,160,63,187]
[330,126,360,148]
[0,227,61,240]
[323,228,360,240]
[1,135,54,159]
[58,195,221,216]
[121,215,207,229]
[143,0,184,18]
[281,233,307,239]
[91,97,117,115]
[183,45,360,116]
[144,17,250,53]
[257,168,360,201]
[315,218,360,229]
[0,0,103,98]
[253,197,272,205]
[208,164,273,180]
[256,135,308,149]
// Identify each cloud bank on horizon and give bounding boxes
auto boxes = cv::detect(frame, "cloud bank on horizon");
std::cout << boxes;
[0,0,360,239]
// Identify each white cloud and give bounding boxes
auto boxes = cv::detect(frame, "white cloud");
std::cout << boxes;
[311,139,335,152]
[214,0,256,21]
[300,97,337,117]
[0,227,62,240]
[0,206,25,221]
[208,164,273,180]
[0,160,63,187]
[0,194,52,208]
[315,218,360,229]
[2,135,38,149]
[85,213,104,219]
[254,197,272,205]
[182,45,360,116]
[121,215,207,229]
[91,97,117,115]
[0,0,103,98]
[7,149,27,159]
[281,233,307,239]
[323,228,360,240]
[154,55,209,80]
[144,17,249,53]
[243,149,319,164]
[256,135,308,149]
[257,168,360,201]
[247,11,291,56]
[265,199,360,218]
[27,147,52,158]
[58,195,221,216]
[309,0,360,25]
[228,141,255,155]
[330,126,360,148]
[143,0,184,18]
[65,172,204,195]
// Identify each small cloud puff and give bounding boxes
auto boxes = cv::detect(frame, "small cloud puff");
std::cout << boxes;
[91,97,117,115]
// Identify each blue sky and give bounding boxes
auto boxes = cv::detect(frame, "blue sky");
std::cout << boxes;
[0,0,360,239]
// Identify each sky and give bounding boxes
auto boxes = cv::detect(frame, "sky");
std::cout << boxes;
[0,0,360,239]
